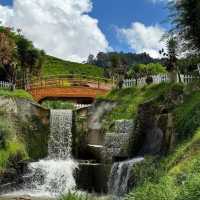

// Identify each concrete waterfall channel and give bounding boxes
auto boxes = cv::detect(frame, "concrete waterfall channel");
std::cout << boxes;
[4,109,78,197]
[2,109,144,199]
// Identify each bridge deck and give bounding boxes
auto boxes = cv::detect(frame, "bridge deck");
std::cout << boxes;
[24,75,114,102]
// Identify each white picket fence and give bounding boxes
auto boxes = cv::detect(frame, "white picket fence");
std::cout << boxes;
[75,104,92,109]
[0,81,12,89]
[123,74,199,88]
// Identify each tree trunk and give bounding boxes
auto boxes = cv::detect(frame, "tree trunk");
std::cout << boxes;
[168,70,177,83]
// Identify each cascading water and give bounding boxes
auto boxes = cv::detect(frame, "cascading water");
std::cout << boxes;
[48,110,73,159]
[7,110,78,197]
[108,158,144,199]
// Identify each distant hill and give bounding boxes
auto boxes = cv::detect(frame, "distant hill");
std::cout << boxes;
[87,52,159,68]
[42,55,104,78]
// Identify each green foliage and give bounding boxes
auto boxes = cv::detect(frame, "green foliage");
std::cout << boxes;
[126,128,200,200]
[169,0,200,53]
[100,83,173,132]
[88,52,157,68]
[175,90,200,138]
[0,89,33,99]
[59,193,90,200]
[177,174,200,200]
[42,100,75,109]
[126,176,177,200]
[42,55,104,77]
[58,193,111,200]
[132,157,165,187]
[127,63,166,78]
[0,117,28,171]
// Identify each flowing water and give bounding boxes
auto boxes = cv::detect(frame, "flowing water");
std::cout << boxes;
[2,109,78,198]
[108,158,144,199]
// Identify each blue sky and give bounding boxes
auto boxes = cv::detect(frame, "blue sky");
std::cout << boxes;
[0,0,170,61]
[91,0,170,52]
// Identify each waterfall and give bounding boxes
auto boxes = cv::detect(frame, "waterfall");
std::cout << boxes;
[108,158,144,198]
[48,110,73,159]
[14,109,78,197]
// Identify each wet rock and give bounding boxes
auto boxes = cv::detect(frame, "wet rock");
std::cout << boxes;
[131,97,176,156]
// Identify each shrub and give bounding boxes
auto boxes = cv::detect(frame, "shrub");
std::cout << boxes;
[59,193,90,200]
[126,176,178,200]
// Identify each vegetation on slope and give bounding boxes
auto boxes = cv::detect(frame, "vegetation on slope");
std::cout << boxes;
[100,83,181,131]
[42,100,75,110]
[126,128,200,200]
[0,118,28,171]
[124,82,200,200]
[0,89,33,100]
[42,55,104,78]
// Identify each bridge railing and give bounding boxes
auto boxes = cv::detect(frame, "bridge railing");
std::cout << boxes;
[21,74,115,91]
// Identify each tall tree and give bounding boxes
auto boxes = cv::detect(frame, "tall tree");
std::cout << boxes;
[160,37,179,82]
[16,35,45,87]
[0,28,17,90]
[169,0,200,54]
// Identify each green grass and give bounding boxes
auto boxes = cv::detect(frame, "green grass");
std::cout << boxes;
[42,55,104,78]
[0,89,33,100]
[59,193,111,200]
[125,85,200,200]
[126,129,200,200]
[174,91,200,139]
[100,83,178,131]
[102,83,176,120]
[42,100,75,110]
[59,193,90,200]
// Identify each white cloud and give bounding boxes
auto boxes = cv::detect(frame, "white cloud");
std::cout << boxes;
[118,22,166,58]
[0,0,109,62]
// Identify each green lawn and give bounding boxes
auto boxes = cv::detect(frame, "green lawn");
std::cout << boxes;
[42,55,104,78]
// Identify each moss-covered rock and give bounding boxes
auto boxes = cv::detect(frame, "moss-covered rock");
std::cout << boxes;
[0,97,50,160]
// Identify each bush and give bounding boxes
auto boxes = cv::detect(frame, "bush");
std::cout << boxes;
[59,193,90,200]
[0,117,28,171]
[177,173,200,200]
[126,176,178,200]
[42,100,75,109]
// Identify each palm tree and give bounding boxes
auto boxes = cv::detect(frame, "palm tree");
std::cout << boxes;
[160,37,180,82]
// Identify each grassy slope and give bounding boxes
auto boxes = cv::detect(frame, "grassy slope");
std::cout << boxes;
[125,84,200,200]
[0,89,33,100]
[100,83,175,131]
[42,55,104,77]
[98,82,200,200]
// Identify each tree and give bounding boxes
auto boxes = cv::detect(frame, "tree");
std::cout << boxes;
[16,35,45,88]
[128,63,166,85]
[169,0,200,54]
[160,37,179,82]
[87,54,95,65]
[0,29,17,90]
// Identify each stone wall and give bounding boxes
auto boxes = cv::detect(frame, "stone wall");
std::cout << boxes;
[102,120,134,163]
[0,97,50,160]
[130,87,184,156]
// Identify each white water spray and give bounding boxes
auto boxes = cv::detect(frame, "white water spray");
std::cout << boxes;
[11,110,78,197]
[108,158,144,198]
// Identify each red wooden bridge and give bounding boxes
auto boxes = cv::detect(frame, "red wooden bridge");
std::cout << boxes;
[21,75,114,103]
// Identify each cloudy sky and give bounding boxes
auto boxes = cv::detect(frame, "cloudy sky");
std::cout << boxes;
[0,0,170,62]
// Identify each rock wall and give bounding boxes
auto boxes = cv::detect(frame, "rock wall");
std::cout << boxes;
[0,97,50,160]
[131,86,184,156]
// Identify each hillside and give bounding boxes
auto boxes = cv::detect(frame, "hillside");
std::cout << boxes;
[42,55,104,78]
[100,82,200,200]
